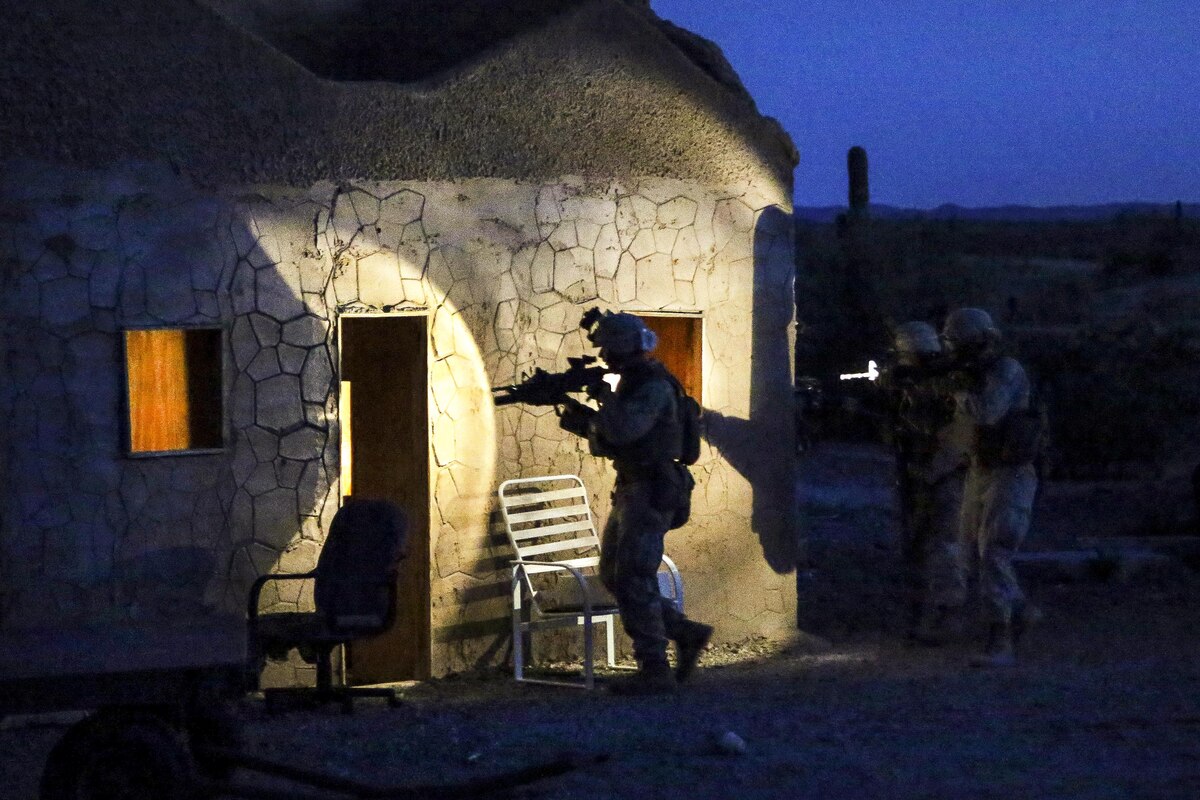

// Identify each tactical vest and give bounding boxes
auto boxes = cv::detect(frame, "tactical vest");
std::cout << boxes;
[893,383,956,463]
[604,360,684,469]
[599,360,699,528]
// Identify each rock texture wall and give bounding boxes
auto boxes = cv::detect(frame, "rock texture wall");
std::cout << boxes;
[0,160,796,679]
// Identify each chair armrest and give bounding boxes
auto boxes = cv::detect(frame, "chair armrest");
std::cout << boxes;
[659,554,684,612]
[244,570,317,690]
[510,560,599,615]
[246,570,318,624]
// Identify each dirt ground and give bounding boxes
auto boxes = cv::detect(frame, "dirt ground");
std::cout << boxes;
[3,442,1199,799]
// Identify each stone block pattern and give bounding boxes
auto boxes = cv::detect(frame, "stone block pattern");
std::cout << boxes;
[1,160,796,682]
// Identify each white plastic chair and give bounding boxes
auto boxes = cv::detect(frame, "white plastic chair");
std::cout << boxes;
[498,475,683,689]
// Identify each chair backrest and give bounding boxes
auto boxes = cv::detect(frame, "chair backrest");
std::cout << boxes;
[497,476,601,594]
[314,499,409,633]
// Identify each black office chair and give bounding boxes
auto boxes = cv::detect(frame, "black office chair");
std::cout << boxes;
[248,499,408,712]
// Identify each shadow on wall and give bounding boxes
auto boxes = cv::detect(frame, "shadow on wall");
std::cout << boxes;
[1,167,338,627]
[700,205,798,574]
[191,194,339,618]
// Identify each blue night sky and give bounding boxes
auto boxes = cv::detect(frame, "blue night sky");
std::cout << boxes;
[650,1,1200,209]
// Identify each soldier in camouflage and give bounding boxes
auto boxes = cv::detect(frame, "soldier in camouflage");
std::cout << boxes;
[558,312,712,694]
[941,308,1042,668]
[883,321,970,644]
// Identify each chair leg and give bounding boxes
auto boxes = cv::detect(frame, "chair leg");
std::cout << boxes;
[315,646,334,698]
[583,614,595,690]
[605,615,617,668]
[262,646,399,713]
[513,576,525,682]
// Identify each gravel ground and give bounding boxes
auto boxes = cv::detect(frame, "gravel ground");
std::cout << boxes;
[3,443,1198,799]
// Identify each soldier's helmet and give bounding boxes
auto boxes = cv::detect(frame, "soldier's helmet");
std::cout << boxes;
[892,321,941,356]
[940,307,1000,348]
[589,312,657,355]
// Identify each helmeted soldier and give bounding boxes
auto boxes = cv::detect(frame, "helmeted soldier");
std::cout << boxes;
[558,312,712,694]
[883,321,970,644]
[940,308,1042,667]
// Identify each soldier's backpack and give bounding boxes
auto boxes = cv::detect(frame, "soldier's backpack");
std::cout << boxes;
[668,463,696,530]
[661,371,701,528]
[678,393,702,466]
[660,372,701,466]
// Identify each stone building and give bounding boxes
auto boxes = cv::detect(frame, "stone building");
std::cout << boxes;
[0,0,799,683]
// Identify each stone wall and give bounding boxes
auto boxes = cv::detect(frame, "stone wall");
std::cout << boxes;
[0,158,797,681]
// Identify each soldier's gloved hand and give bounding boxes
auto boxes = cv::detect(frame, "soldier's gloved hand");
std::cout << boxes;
[586,376,615,400]
[557,397,594,437]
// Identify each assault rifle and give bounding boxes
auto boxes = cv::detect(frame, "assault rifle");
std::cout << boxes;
[492,355,608,407]
[802,353,972,444]
[839,359,880,382]
[839,354,971,390]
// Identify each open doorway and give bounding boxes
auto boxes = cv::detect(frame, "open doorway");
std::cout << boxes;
[338,314,431,682]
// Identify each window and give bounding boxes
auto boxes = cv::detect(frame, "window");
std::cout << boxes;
[124,328,224,454]
[635,314,703,401]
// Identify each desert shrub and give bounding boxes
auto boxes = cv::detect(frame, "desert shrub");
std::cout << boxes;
[1037,317,1200,479]
[1024,276,1092,324]
[1102,247,1175,284]
[1044,369,1164,479]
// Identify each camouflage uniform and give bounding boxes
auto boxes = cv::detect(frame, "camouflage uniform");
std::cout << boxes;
[559,311,711,691]
[586,359,696,670]
[890,375,970,613]
[953,355,1038,625]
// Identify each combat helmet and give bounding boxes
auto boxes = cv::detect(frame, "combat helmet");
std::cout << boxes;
[892,321,942,357]
[587,311,657,355]
[940,307,1000,350]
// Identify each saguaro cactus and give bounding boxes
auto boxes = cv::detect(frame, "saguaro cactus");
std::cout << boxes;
[847,146,869,217]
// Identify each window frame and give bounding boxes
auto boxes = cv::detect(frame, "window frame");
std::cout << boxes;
[631,311,704,404]
[120,324,229,458]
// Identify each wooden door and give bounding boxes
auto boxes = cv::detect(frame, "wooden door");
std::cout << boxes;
[339,315,431,682]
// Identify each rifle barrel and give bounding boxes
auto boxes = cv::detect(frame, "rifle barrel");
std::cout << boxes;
[491,386,522,406]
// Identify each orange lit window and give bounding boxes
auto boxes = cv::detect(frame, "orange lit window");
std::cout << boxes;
[635,314,703,401]
[124,328,224,454]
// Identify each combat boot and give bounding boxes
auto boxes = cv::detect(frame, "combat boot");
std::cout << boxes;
[606,660,677,696]
[673,621,714,683]
[969,623,1016,668]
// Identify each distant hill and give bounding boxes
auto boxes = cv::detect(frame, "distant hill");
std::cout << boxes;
[794,202,1200,224]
